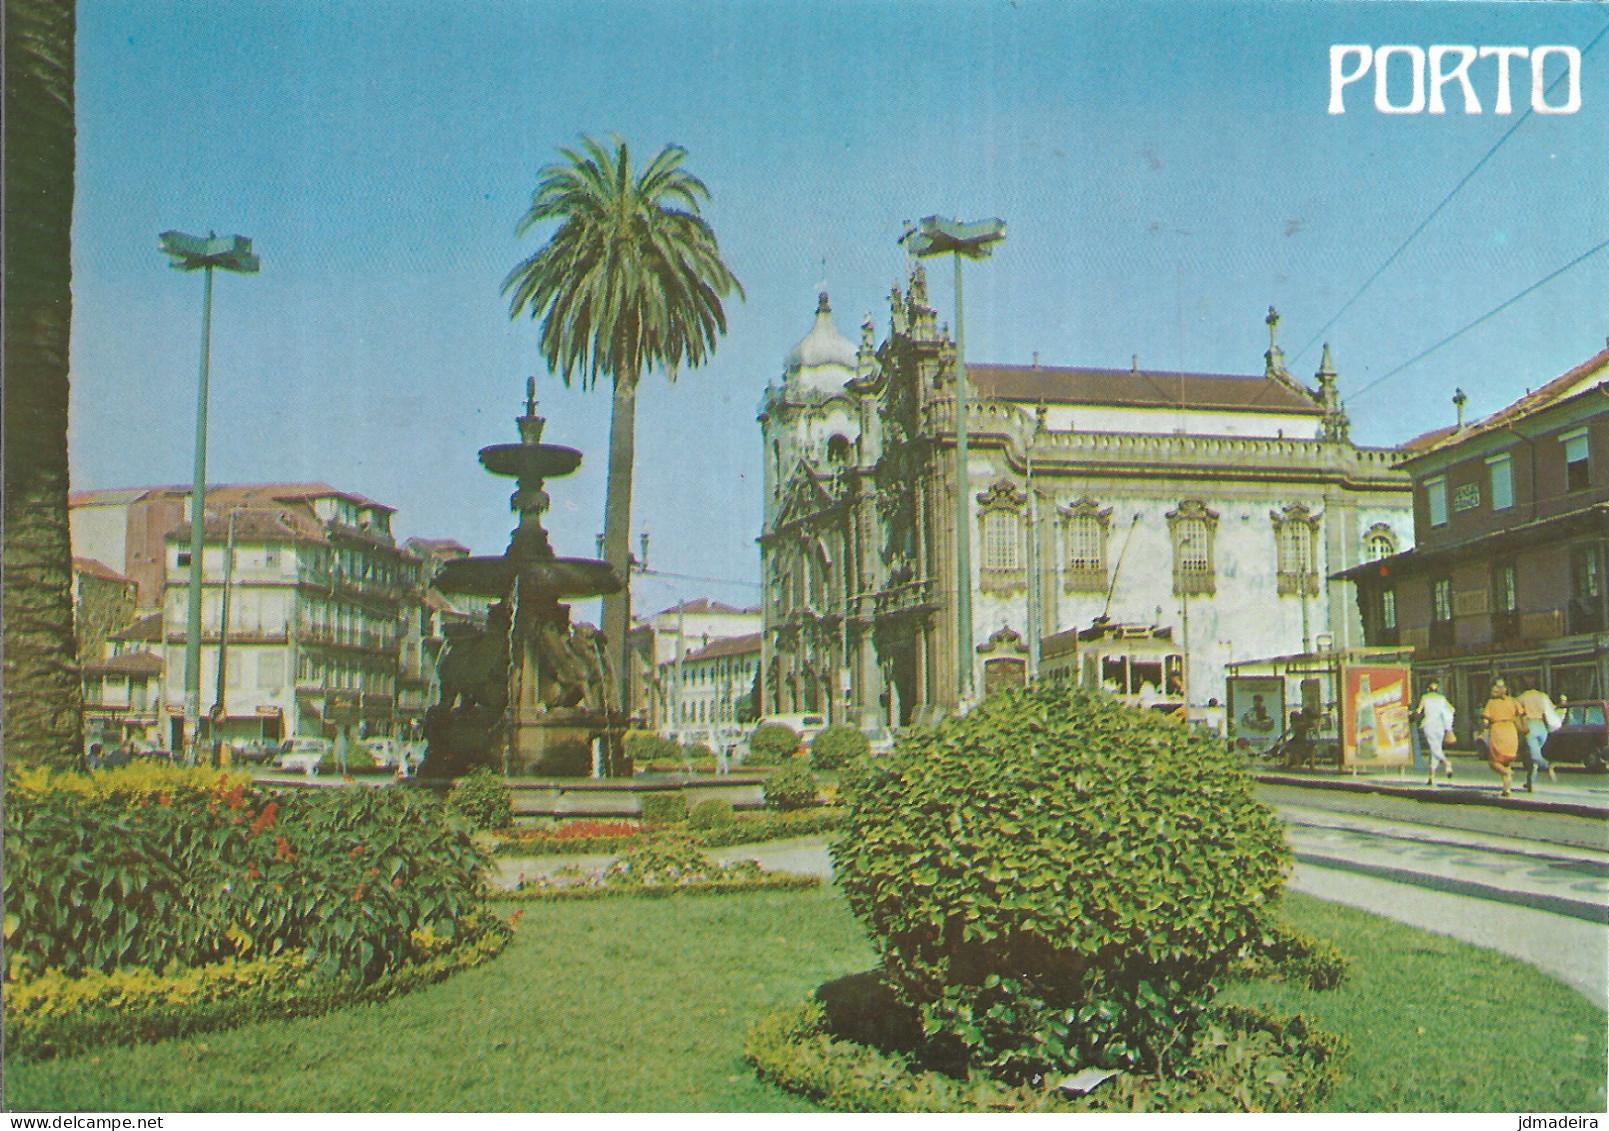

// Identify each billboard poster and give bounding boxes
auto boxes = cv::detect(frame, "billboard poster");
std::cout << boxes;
[1343,664,1415,767]
[1228,676,1285,754]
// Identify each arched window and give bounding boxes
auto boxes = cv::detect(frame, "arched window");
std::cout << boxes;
[1271,503,1322,596]
[975,480,1028,591]
[1060,498,1112,594]
[826,434,852,464]
[1167,500,1219,597]
[1364,523,1397,562]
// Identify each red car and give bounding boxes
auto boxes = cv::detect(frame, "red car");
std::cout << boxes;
[1541,701,1609,772]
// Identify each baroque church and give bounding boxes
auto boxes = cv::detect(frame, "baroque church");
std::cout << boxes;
[757,265,1414,728]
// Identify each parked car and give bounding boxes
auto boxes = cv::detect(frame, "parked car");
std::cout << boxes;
[360,737,406,769]
[231,738,280,765]
[1541,701,1609,771]
[275,736,333,775]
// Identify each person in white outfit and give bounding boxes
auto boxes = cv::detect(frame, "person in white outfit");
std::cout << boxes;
[1417,679,1456,785]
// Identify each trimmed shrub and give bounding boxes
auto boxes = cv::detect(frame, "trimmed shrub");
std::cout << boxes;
[641,792,690,826]
[625,732,681,765]
[683,741,715,762]
[319,743,379,776]
[444,767,513,832]
[689,798,737,830]
[1232,916,1350,991]
[748,723,801,765]
[833,684,1291,1084]
[810,726,870,771]
[764,762,818,811]
[833,752,887,809]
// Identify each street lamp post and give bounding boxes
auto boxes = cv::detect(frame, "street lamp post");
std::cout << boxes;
[900,216,1006,708]
[159,231,259,765]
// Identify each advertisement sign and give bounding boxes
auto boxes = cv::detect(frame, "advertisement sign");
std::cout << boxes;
[1342,665,1413,767]
[1228,677,1285,754]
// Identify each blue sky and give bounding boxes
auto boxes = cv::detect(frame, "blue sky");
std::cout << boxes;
[70,0,1609,617]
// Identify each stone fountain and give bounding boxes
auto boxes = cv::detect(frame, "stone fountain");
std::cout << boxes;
[421,380,626,778]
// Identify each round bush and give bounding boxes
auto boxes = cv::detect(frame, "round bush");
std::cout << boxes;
[832,684,1290,1084]
[319,744,378,776]
[748,723,801,765]
[810,725,870,771]
[763,762,818,811]
[640,792,690,826]
[688,797,736,830]
[444,767,512,832]
[625,731,680,765]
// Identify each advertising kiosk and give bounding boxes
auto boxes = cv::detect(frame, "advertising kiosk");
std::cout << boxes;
[1227,645,1415,771]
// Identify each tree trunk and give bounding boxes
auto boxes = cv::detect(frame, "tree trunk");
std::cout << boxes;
[4,0,82,770]
[600,376,638,721]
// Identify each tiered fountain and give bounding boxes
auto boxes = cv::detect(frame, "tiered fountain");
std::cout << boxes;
[422,379,626,777]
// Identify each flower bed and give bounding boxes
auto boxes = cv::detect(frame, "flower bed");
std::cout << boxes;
[5,912,511,1062]
[499,839,820,901]
[743,998,1347,1114]
[490,807,845,857]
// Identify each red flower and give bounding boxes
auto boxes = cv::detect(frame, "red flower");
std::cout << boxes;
[509,910,525,927]
[246,867,262,880]
[225,783,247,812]
[352,883,367,902]
[274,835,296,862]
[349,844,365,858]
[247,800,278,837]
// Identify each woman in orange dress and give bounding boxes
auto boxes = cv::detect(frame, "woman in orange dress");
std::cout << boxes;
[1481,680,1527,798]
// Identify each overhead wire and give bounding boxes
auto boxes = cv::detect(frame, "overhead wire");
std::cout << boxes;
[1294,21,1609,369]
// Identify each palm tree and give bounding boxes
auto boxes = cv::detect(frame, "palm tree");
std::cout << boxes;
[504,136,742,716]
[4,0,83,769]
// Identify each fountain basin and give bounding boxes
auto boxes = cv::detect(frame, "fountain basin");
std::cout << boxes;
[479,443,582,480]
[435,555,621,599]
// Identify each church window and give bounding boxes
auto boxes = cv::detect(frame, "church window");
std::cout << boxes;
[976,480,1028,591]
[1271,503,1321,597]
[1168,500,1219,597]
[1060,499,1112,594]
[1364,524,1397,561]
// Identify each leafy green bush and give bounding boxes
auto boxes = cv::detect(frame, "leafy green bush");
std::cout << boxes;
[1232,917,1350,991]
[833,751,887,809]
[4,771,492,987]
[833,684,1291,1084]
[319,743,379,776]
[748,723,801,765]
[810,726,870,771]
[764,762,818,811]
[625,732,681,765]
[444,767,512,832]
[641,792,690,826]
[689,798,737,830]
[683,741,715,762]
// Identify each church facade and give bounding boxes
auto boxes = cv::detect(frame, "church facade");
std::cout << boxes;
[757,267,1414,728]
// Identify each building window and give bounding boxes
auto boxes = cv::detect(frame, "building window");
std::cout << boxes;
[1167,500,1219,597]
[1563,428,1591,493]
[1431,577,1453,622]
[1060,499,1112,594]
[976,479,1028,590]
[1494,562,1518,614]
[1487,453,1514,511]
[1364,524,1397,561]
[1570,543,1604,634]
[1425,476,1448,527]
[1381,588,1397,630]
[1271,503,1321,597]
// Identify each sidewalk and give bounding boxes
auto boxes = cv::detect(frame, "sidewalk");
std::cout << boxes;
[1254,753,1609,820]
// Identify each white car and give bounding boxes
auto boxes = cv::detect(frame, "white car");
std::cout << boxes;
[275,737,332,775]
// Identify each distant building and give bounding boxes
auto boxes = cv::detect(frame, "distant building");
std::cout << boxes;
[671,632,762,738]
[758,278,1414,727]
[81,611,165,748]
[633,599,762,733]
[72,556,138,665]
[1336,342,1609,734]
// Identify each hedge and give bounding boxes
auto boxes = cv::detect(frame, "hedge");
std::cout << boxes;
[5,913,511,1062]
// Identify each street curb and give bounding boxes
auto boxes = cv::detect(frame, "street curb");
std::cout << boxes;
[1255,773,1608,822]
[1295,852,1609,925]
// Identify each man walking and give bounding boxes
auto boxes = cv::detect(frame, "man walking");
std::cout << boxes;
[1417,679,1456,786]
[1517,684,1562,790]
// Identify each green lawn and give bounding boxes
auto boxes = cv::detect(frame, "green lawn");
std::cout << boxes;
[6,889,1605,1112]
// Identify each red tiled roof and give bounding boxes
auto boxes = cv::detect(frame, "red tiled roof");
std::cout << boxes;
[653,598,755,618]
[969,363,1323,415]
[83,650,164,676]
[686,632,762,662]
[73,557,133,584]
[1404,342,1609,457]
[111,612,164,643]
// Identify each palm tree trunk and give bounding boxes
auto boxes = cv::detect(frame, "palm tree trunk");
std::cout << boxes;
[4,0,83,770]
[600,375,638,722]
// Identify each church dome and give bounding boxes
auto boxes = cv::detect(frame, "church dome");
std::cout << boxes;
[784,293,858,388]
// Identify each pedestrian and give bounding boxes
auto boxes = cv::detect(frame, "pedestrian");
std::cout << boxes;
[1416,679,1456,785]
[1517,685,1563,790]
[1480,680,1526,798]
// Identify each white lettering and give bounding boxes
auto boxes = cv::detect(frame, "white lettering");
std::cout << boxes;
[1429,45,1480,113]
[1532,45,1582,113]
[1479,46,1529,114]
[1330,45,1373,114]
[1375,46,1426,114]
